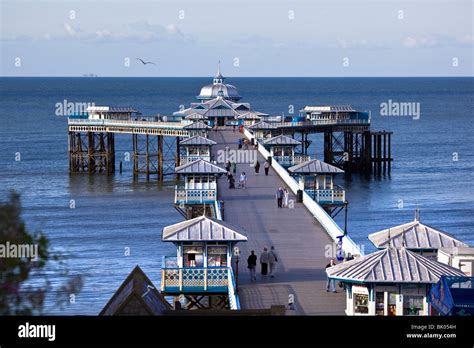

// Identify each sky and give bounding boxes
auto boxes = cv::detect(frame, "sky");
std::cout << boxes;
[0,0,473,77]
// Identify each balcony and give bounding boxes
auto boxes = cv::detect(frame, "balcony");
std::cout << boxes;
[273,155,310,167]
[174,186,217,204]
[305,185,345,205]
[160,257,230,293]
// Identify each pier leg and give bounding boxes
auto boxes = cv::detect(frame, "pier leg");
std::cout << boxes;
[324,131,333,165]
[175,136,180,180]
[388,133,392,174]
[88,132,95,174]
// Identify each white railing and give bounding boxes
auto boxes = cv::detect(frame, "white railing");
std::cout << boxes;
[227,267,240,310]
[174,187,217,203]
[244,128,363,257]
[277,118,370,128]
[68,118,186,129]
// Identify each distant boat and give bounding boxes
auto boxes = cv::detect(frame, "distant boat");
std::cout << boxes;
[82,73,99,77]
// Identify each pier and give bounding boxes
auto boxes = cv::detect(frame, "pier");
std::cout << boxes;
[209,129,348,314]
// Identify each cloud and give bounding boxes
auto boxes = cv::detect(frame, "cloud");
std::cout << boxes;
[402,35,438,48]
[335,38,386,50]
[402,34,473,48]
[1,21,193,44]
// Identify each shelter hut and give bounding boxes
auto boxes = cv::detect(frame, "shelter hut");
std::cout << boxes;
[368,210,469,259]
[100,265,171,316]
[437,247,474,276]
[174,159,227,218]
[247,121,278,141]
[179,135,217,164]
[288,158,346,210]
[262,134,308,167]
[326,248,466,316]
[160,215,247,310]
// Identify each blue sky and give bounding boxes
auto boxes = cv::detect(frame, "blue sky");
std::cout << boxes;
[1,0,473,76]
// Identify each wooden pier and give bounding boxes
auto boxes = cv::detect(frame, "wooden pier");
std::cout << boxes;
[209,129,346,315]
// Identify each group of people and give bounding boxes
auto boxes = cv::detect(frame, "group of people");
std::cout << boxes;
[247,246,279,280]
[226,160,247,189]
[275,187,290,208]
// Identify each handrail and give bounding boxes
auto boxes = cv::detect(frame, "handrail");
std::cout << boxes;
[244,127,363,257]
[227,267,241,310]
[68,118,187,129]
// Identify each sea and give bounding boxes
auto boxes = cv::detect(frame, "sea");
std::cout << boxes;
[0,77,473,314]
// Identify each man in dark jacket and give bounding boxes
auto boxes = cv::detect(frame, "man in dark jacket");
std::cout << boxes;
[247,250,257,281]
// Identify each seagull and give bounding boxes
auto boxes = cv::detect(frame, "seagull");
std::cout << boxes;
[136,58,156,65]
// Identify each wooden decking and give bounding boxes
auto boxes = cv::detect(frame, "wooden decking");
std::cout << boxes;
[209,129,346,315]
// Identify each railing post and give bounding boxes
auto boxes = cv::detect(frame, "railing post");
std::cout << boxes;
[161,270,165,291]
[204,268,207,291]
[179,269,183,291]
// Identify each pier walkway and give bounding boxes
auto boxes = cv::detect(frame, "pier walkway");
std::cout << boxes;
[209,129,345,315]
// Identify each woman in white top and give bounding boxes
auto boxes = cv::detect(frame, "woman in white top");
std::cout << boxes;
[239,172,247,189]
[283,188,289,207]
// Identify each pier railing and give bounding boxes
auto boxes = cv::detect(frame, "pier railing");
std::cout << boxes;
[174,186,217,204]
[277,119,370,128]
[305,186,345,205]
[68,118,187,130]
[160,257,230,293]
[244,127,363,257]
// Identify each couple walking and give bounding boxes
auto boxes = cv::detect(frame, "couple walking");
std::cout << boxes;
[276,187,289,208]
[247,246,279,280]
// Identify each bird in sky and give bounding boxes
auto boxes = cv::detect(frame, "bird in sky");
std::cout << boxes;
[136,58,156,65]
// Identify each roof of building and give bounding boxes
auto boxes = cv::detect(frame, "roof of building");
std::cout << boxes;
[180,135,217,146]
[174,158,227,174]
[183,121,211,130]
[99,265,171,316]
[184,113,208,120]
[196,64,242,102]
[288,159,345,174]
[263,134,301,146]
[86,106,140,113]
[326,248,466,284]
[368,211,469,250]
[438,247,474,256]
[162,215,248,242]
[302,105,356,113]
[247,121,278,130]
[236,111,267,119]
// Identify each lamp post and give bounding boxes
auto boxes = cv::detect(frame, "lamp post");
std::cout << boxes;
[233,246,240,293]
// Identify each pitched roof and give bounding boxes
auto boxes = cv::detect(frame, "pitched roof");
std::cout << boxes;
[174,158,227,174]
[184,121,211,129]
[288,159,345,174]
[184,113,208,120]
[368,212,469,250]
[263,134,301,146]
[326,248,466,284]
[99,265,171,316]
[180,135,216,146]
[162,215,248,242]
[302,105,356,113]
[247,121,278,130]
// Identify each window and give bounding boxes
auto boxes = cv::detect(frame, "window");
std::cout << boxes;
[207,246,228,267]
[404,295,424,316]
[354,294,369,314]
[183,246,204,267]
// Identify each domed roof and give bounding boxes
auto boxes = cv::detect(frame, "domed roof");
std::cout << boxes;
[196,62,242,102]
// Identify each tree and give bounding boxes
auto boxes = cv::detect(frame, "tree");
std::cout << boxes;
[0,192,82,315]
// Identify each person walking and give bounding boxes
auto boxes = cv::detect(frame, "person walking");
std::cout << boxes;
[225,160,231,173]
[233,124,236,132]
[283,188,289,208]
[264,160,270,176]
[239,172,247,188]
[260,248,270,277]
[276,187,284,208]
[254,160,260,175]
[232,161,237,174]
[238,138,243,150]
[228,174,235,189]
[247,250,257,281]
[325,259,337,293]
[268,246,279,278]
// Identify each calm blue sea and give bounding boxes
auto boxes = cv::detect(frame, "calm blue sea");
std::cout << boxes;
[0,77,473,314]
